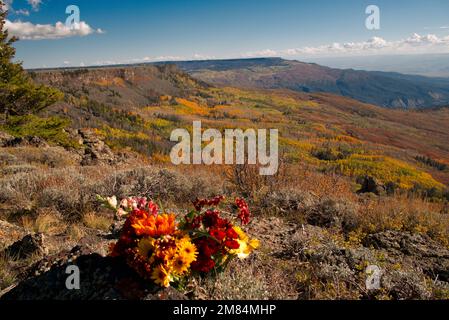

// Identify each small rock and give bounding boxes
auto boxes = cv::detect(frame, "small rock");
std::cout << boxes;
[78,129,115,165]
[2,233,48,260]
[357,176,386,196]
[1,246,188,300]
[0,131,15,147]
[0,220,25,248]
[3,136,49,148]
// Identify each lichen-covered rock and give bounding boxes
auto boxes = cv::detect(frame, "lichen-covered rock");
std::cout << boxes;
[0,220,26,249]
[2,233,47,260]
[78,129,115,166]
[0,131,15,147]
[280,223,449,300]
[363,230,449,282]
[2,136,49,148]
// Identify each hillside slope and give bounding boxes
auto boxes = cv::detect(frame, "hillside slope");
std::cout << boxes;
[29,65,449,188]
[166,58,449,109]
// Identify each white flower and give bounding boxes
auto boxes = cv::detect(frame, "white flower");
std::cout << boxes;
[120,198,129,209]
[107,196,118,209]
[117,208,127,217]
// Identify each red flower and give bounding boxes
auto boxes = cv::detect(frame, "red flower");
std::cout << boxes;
[226,227,239,239]
[196,238,220,257]
[131,208,148,219]
[216,217,231,229]
[193,196,225,211]
[210,228,226,242]
[191,257,216,273]
[202,210,220,228]
[224,239,240,250]
[236,198,251,225]
[189,215,203,229]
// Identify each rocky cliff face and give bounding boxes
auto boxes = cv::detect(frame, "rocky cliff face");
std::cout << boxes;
[30,65,208,110]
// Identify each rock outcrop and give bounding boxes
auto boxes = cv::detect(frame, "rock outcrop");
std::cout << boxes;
[363,230,449,282]
[1,246,186,300]
[2,233,48,260]
[270,221,449,300]
[78,129,115,166]
[0,220,26,249]
[0,132,49,148]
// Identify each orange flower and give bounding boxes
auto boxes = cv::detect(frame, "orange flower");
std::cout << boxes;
[131,212,177,238]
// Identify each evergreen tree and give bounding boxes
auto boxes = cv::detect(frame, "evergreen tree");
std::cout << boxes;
[0,2,63,119]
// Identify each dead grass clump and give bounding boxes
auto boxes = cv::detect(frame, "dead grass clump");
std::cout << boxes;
[0,171,41,205]
[0,164,225,223]
[66,224,87,242]
[0,152,19,166]
[83,212,112,231]
[226,161,355,203]
[0,253,17,291]
[21,211,65,235]
[1,147,79,168]
[356,195,449,245]
[93,166,223,207]
[0,164,38,176]
[259,189,316,217]
[305,197,359,230]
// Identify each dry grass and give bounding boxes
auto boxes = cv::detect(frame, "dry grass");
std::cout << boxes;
[0,253,17,291]
[21,211,65,235]
[356,195,449,246]
[66,224,87,242]
[83,212,112,231]
[0,147,79,169]
[226,161,355,203]
[0,162,224,222]
[223,161,449,246]
[195,256,298,300]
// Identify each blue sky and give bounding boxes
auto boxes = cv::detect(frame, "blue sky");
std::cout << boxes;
[3,0,449,68]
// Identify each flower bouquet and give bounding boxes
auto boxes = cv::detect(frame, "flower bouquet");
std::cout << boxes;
[98,195,259,288]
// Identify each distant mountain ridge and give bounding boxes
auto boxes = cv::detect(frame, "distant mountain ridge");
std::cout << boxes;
[30,58,449,109]
[163,58,449,109]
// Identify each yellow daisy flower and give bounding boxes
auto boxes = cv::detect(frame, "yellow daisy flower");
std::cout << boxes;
[231,226,260,259]
[177,237,198,263]
[171,254,191,275]
[151,265,172,288]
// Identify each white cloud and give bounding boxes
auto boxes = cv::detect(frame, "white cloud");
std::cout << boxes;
[15,9,30,16]
[424,26,449,30]
[27,0,42,11]
[192,53,216,60]
[136,55,185,63]
[242,33,449,58]
[4,19,104,40]
[92,60,117,66]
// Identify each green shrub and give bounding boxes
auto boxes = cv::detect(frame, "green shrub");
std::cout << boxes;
[2,115,78,148]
